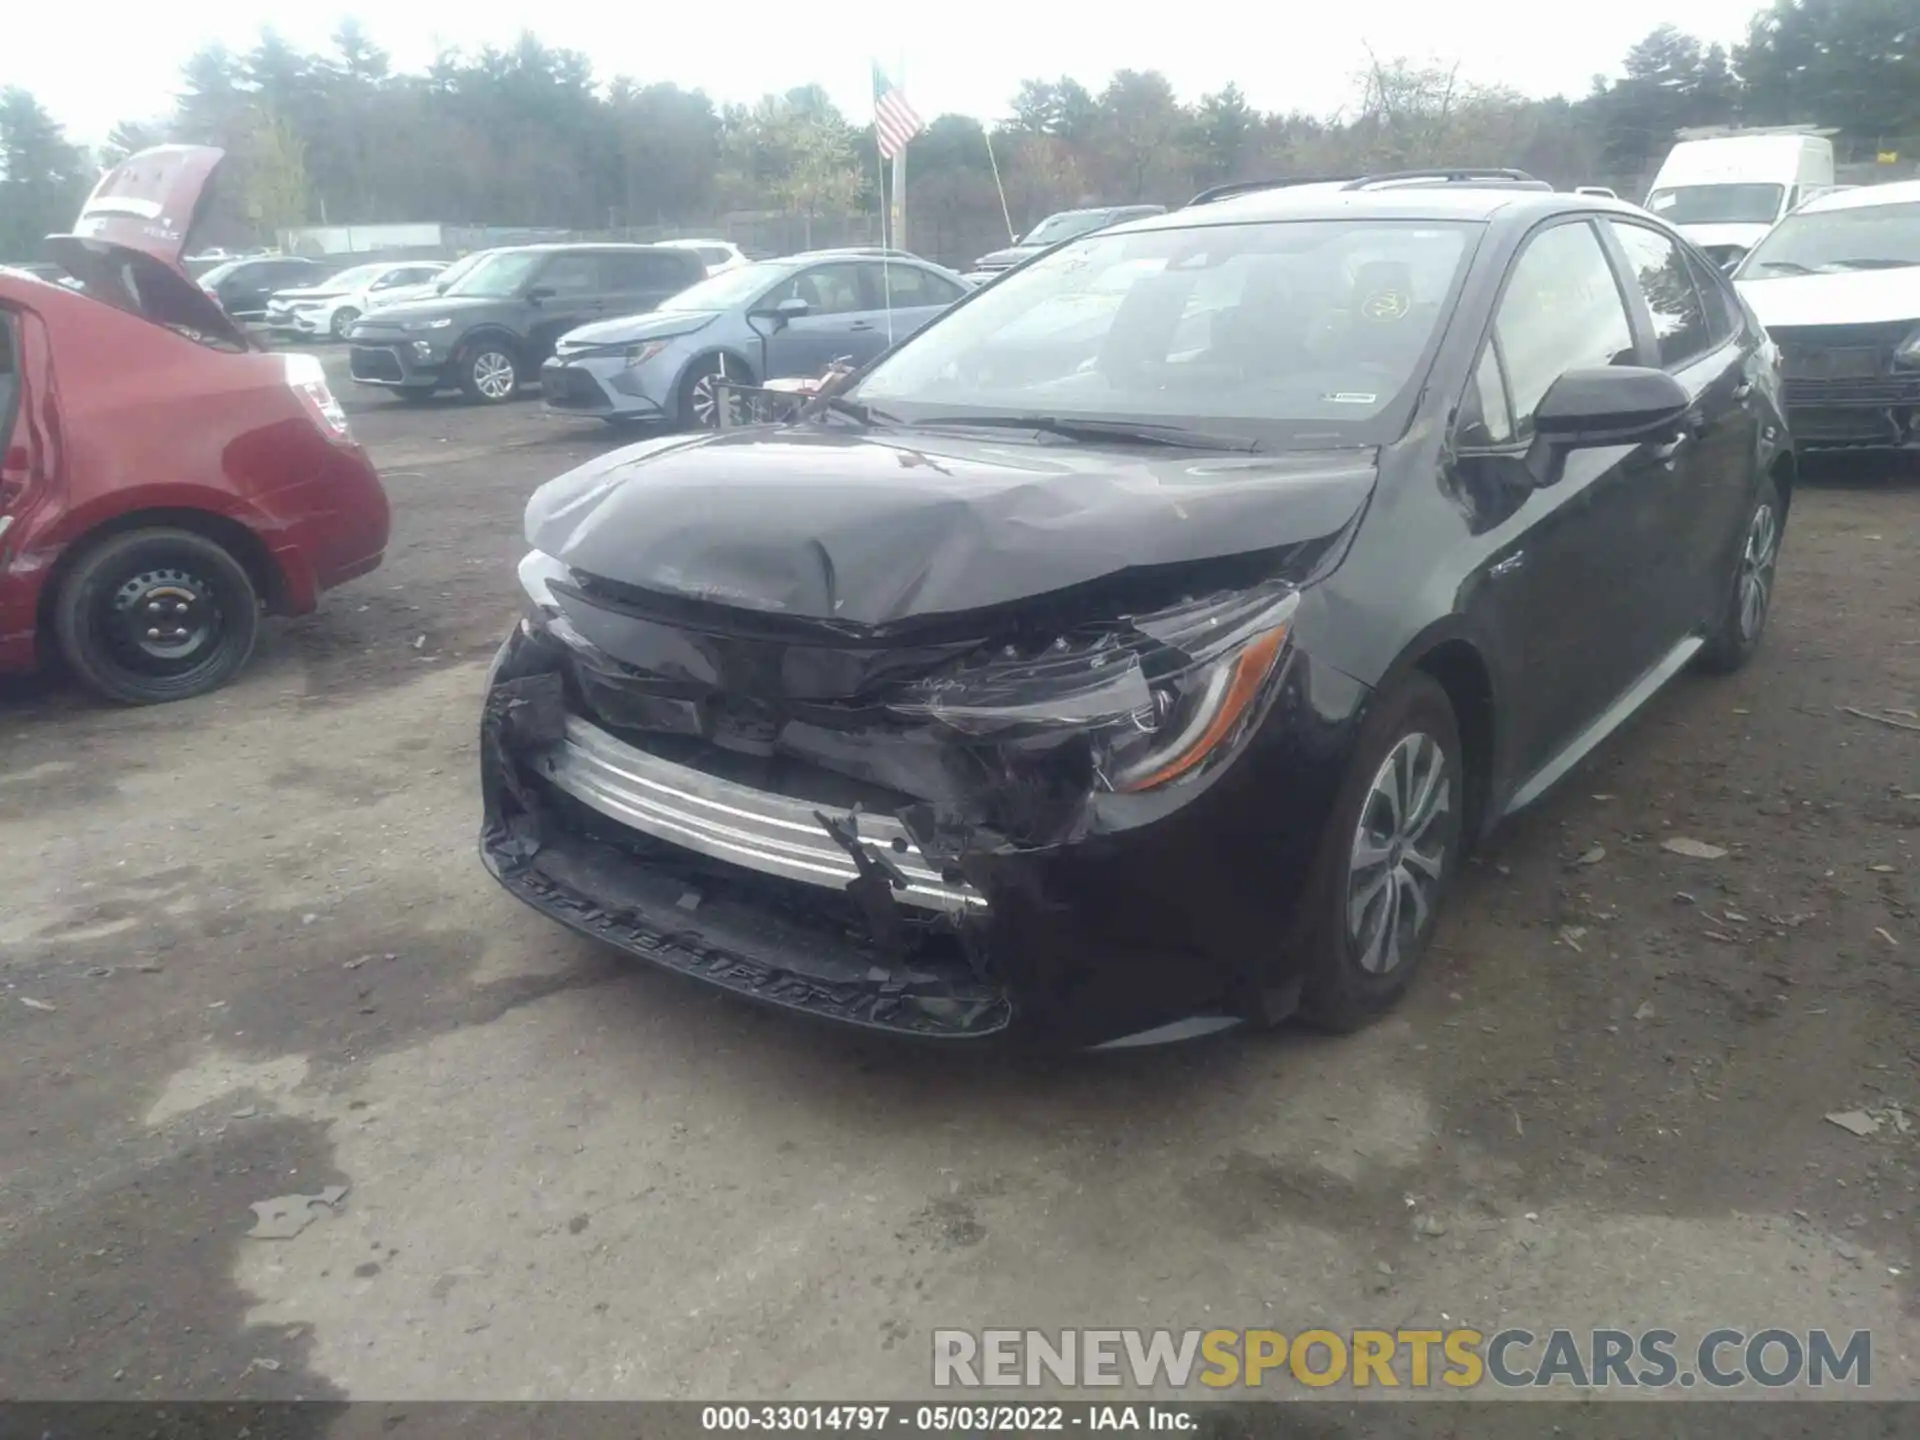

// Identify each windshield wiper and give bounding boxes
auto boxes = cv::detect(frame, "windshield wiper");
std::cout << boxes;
[815,394,904,426]
[1828,257,1919,271]
[915,414,1262,452]
[1748,259,1814,275]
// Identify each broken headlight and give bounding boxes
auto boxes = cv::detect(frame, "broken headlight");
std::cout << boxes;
[889,585,1299,793]
[517,549,566,636]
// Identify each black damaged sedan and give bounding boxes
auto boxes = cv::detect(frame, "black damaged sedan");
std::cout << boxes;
[481,173,1793,1049]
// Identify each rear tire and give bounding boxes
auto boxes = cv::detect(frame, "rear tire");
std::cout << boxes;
[1296,673,1464,1033]
[52,528,261,705]
[1697,472,1782,674]
[458,342,521,404]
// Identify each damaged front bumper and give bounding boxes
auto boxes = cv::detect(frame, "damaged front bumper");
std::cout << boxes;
[478,603,1368,1049]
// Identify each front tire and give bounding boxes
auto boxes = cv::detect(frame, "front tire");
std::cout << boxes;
[1697,472,1782,674]
[329,306,361,340]
[678,353,752,430]
[458,342,521,404]
[52,528,261,705]
[1297,673,1464,1032]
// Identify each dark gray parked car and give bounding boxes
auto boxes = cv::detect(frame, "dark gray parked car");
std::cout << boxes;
[198,255,330,321]
[962,205,1167,285]
[345,244,706,403]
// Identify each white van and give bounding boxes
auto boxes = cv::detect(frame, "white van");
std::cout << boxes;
[1646,133,1835,266]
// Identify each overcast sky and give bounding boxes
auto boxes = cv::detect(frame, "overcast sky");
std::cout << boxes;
[8,1,1766,148]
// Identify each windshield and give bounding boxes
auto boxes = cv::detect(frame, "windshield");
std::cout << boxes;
[660,261,796,312]
[852,217,1477,446]
[1646,184,1785,226]
[1022,211,1111,247]
[445,251,545,298]
[1739,201,1920,276]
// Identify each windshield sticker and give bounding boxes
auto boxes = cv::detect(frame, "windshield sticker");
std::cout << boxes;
[1326,391,1378,404]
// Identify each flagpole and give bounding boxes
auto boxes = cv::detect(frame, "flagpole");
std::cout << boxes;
[983,126,1015,244]
[891,147,906,255]
[892,52,908,255]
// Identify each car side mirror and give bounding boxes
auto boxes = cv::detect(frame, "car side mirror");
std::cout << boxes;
[1522,366,1691,485]
[748,295,810,331]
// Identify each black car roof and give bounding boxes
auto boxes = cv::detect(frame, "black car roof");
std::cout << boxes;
[1120,185,1648,232]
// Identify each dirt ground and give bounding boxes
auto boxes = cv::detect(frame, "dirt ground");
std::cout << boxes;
[1,366,1915,1413]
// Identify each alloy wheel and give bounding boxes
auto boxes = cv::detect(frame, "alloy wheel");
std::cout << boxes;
[689,357,744,429]
[472,351,516,401]
[1346,732,1452,975]
[1738,502,1778,642]
[330,307,360,339]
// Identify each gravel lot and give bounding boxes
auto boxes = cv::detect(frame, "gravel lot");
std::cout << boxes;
[2,363,1916,1409]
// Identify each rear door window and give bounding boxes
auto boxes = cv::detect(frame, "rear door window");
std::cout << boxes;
[602,250,699,292]
[1608,221,1714,368]
[1683,250,1740,347]
[536,254,604,296]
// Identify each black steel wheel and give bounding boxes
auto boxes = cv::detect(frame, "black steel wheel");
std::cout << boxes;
[52,528,261,705]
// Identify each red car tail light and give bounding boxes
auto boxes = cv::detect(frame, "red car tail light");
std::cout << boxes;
[281,352,353,441]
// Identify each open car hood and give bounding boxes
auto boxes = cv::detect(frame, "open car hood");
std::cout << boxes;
[44,145,251,349]
[526,427,1378,630]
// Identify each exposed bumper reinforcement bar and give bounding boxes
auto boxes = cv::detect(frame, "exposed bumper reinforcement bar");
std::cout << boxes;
[531,715,987,915]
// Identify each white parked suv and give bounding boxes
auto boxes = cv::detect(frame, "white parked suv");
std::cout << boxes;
[656,238,749,275]
[265,260,449,341]
[1732,179,1920,451]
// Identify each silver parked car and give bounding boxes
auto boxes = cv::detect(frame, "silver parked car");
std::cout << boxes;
[540,251,972,428]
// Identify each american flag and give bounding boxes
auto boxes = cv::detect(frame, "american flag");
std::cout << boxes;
[873,63,925,160]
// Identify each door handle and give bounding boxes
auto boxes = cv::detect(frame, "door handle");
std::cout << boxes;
[848,321,876,332]
[1649,434,1689,466]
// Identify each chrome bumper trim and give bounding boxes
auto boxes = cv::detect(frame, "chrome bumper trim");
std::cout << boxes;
[533,715,986,914]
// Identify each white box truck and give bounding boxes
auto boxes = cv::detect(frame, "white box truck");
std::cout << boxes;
[1646,130,1836,267]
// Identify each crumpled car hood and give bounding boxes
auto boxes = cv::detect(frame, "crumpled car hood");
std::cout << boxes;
[526,427,1378,629]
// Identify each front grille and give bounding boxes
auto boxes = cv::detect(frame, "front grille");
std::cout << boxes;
[1785,375,1920,407]
[542,364,610,410]
[1770,322,1913,380]
[349,346,405,382]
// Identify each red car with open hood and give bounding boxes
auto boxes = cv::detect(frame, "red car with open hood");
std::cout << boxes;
[0,145,389,703]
